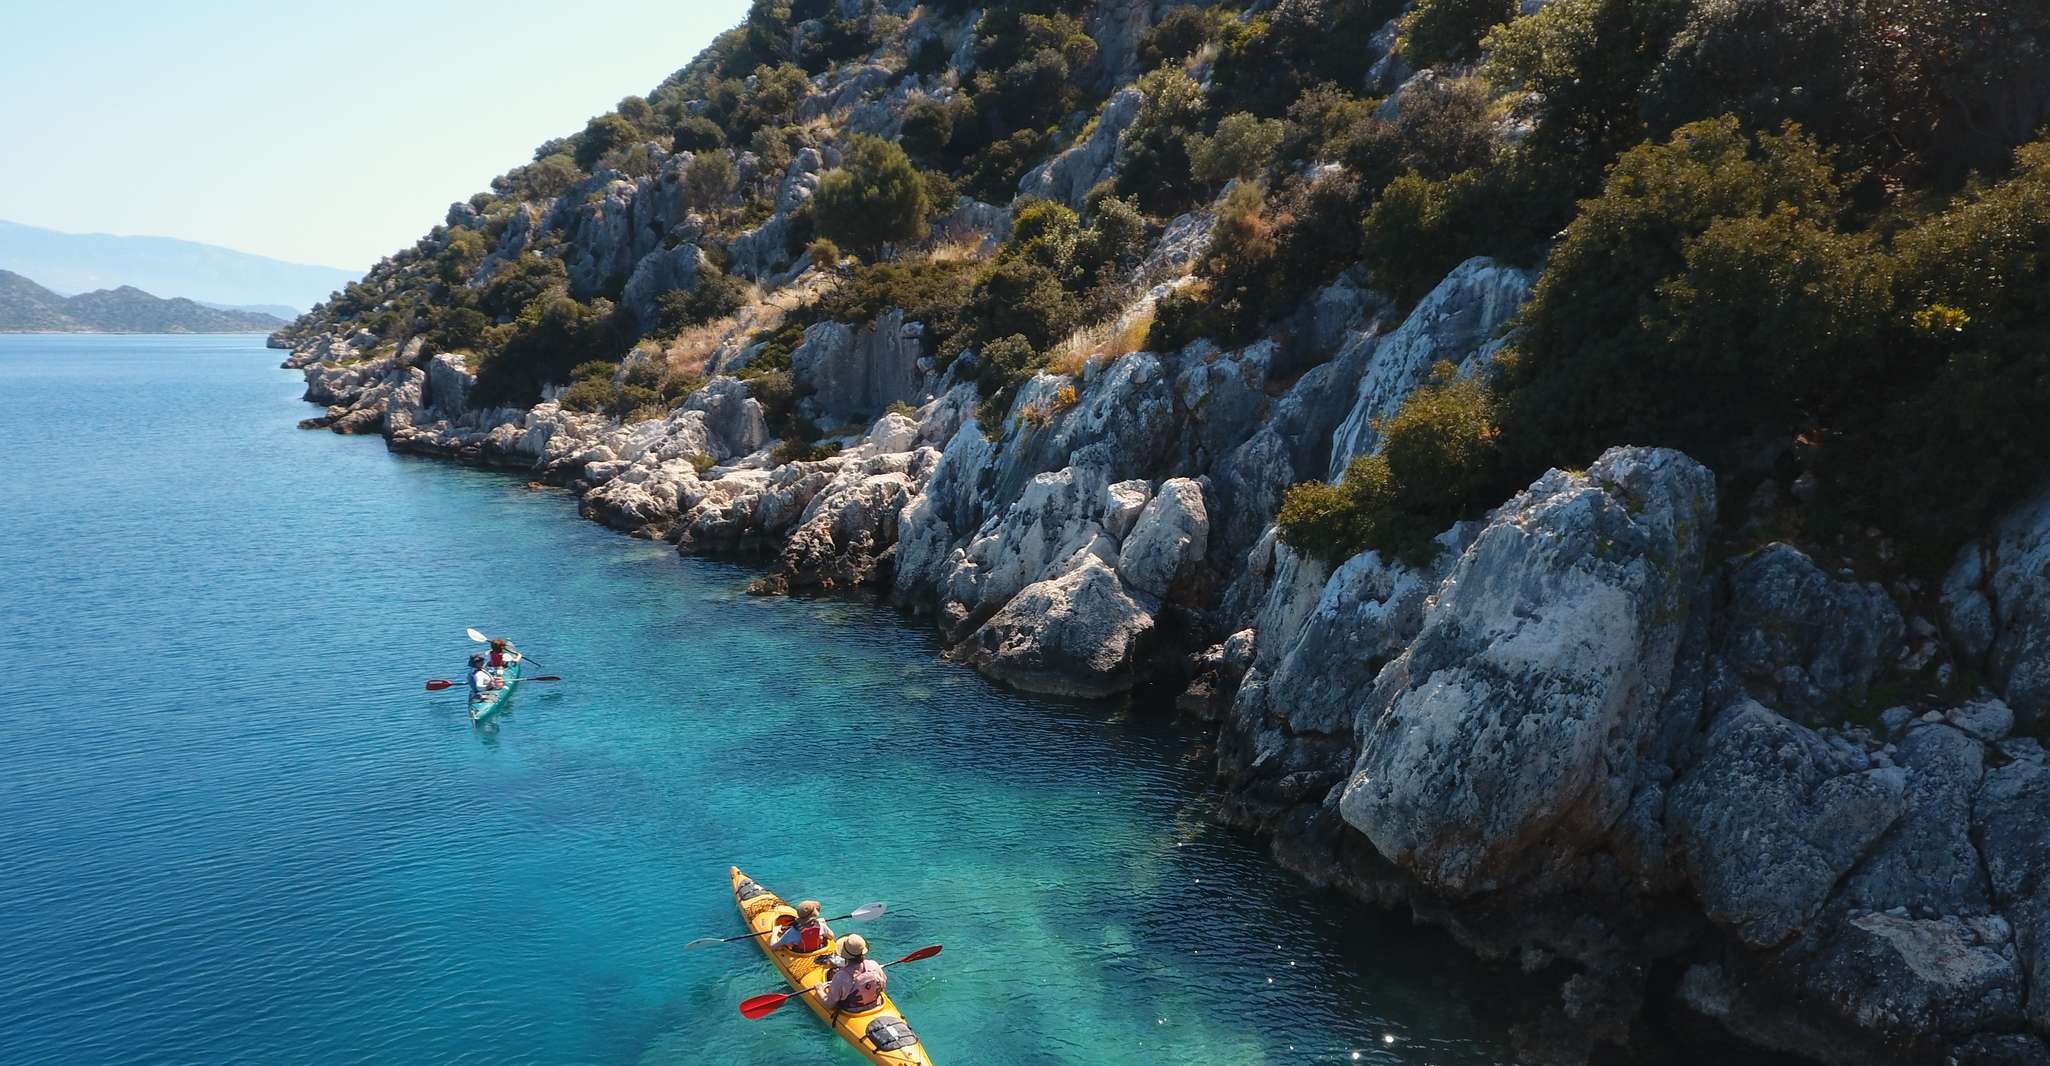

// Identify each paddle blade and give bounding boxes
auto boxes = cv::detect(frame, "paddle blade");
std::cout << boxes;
[467,628,489,643]
[681,937,724,951]
[848,901,886,921]
[425,680,455,691]
[739,991,798,1020]
[892,944,943,965]
[526,675,562,682]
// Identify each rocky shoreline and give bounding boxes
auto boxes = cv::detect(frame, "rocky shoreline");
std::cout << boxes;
[277,247,2050,1063]
[265,0,2050,1058]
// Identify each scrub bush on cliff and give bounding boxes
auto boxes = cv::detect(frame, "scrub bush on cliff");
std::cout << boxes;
[471,295,634,409]
[1278,365,1506,565]
[1399,0,1518,68]
[813,136,931,261]
[1497,118,1858,472]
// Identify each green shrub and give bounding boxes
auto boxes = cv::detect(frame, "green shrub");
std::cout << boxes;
[1278,365,1504,564]
[479,255,570,320]
[805,237,842,269]
[1138,5,1222,69]
[656,269,749,335]
[558,376,614,413]
[1400,0,1518,68]
[1188,112,1287,185]
[1212,0,1405,117]
[1281,83,1373,164]
[427,306,490,352]
[814,135,932,258]
[972,333,1043,400]
[672,115,726,152]
[900,96,959,167]
[1003,198,1082,278]
[1114,67,1207,213]
[1147,283,1215,353]
[683,152,738,211]
[575,113,642,169]
[964,258,1079,353]
[1074,194,1149,290]
[822,258,976,355]
[1483,0,1693,187]
[772,438,843,464]
[503,153,581,200]
[472,295,633,408]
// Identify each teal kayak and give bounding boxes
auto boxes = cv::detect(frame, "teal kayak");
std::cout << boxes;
[470,659,521,723]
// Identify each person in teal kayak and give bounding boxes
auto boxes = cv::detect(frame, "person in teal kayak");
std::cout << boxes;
[817,933,885,1012]
[771,900,833,954]
[467,655,502,701]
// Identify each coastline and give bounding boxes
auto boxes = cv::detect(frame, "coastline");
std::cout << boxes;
[275,298,2050,1066]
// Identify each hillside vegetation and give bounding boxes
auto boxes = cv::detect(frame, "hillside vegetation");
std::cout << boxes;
[282,0,2050,578]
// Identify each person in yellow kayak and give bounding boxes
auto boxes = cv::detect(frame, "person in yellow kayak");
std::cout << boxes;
[467,655,502,701]
[486,638,521,676]
[771,900,833,954]
[817,933,885,1013]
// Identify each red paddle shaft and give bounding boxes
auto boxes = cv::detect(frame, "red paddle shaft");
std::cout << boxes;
[737,945,943,1020]
[424,676,559,690]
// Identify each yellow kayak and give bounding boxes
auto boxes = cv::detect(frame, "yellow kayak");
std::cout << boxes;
[729,866,933,1065]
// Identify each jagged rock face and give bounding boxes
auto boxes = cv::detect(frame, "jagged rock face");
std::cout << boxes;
[1338,448,1719,895]
[1219,539,1451,828]
[1019,86,1141,208]
[621,244,707,330]
[1718,543,1906,724]
[1671,701,1908,949]
[790,310,929,425]
[1326,257,1538,478]
[1946,486,2050,733]
[1977,738,2050,1035]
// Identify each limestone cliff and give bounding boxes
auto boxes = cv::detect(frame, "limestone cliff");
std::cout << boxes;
[277,2,2050,1062]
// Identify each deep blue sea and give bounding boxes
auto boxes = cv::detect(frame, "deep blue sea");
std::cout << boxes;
[0,334,1535,1064]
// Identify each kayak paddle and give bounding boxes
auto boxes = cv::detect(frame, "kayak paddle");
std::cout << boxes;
[468,628,543,669]
[683,902,887,950]
[738,945,943,1019]
[425,676,560,690]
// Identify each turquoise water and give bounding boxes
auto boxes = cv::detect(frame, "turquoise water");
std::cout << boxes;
[0,335,1533,1064]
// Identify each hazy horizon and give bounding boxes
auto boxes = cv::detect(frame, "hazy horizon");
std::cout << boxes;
[0,0,749,273]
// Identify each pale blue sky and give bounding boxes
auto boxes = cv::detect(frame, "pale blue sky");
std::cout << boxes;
[0,0,750,272]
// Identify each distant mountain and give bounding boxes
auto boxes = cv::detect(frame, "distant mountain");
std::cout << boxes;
[198,299,302,321]
[0,270,285,333]
[0,220,356,314]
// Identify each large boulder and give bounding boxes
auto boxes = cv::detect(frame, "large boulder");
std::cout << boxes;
[955,556,1157,698]
[1116,476,1209,598]
[683,376,770,458]
[1945,485,2050,733]
[1720,543,1906,724]
[1670,701,1906,949]
[1337,447,1718,895]
[1974,738,2050,1033]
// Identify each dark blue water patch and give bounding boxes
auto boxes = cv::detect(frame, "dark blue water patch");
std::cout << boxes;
[0,334,1550,1064]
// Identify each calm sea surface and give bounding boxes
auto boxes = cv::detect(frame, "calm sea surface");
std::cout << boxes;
[0,334,1536,1064]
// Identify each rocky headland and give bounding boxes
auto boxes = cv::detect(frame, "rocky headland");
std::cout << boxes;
[273,1,2050,1062]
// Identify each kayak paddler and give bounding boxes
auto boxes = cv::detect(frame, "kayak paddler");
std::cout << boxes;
[487,638,521,675]
[817,933,886,1013]
[771,900,833,954]
[467,654,502,700]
